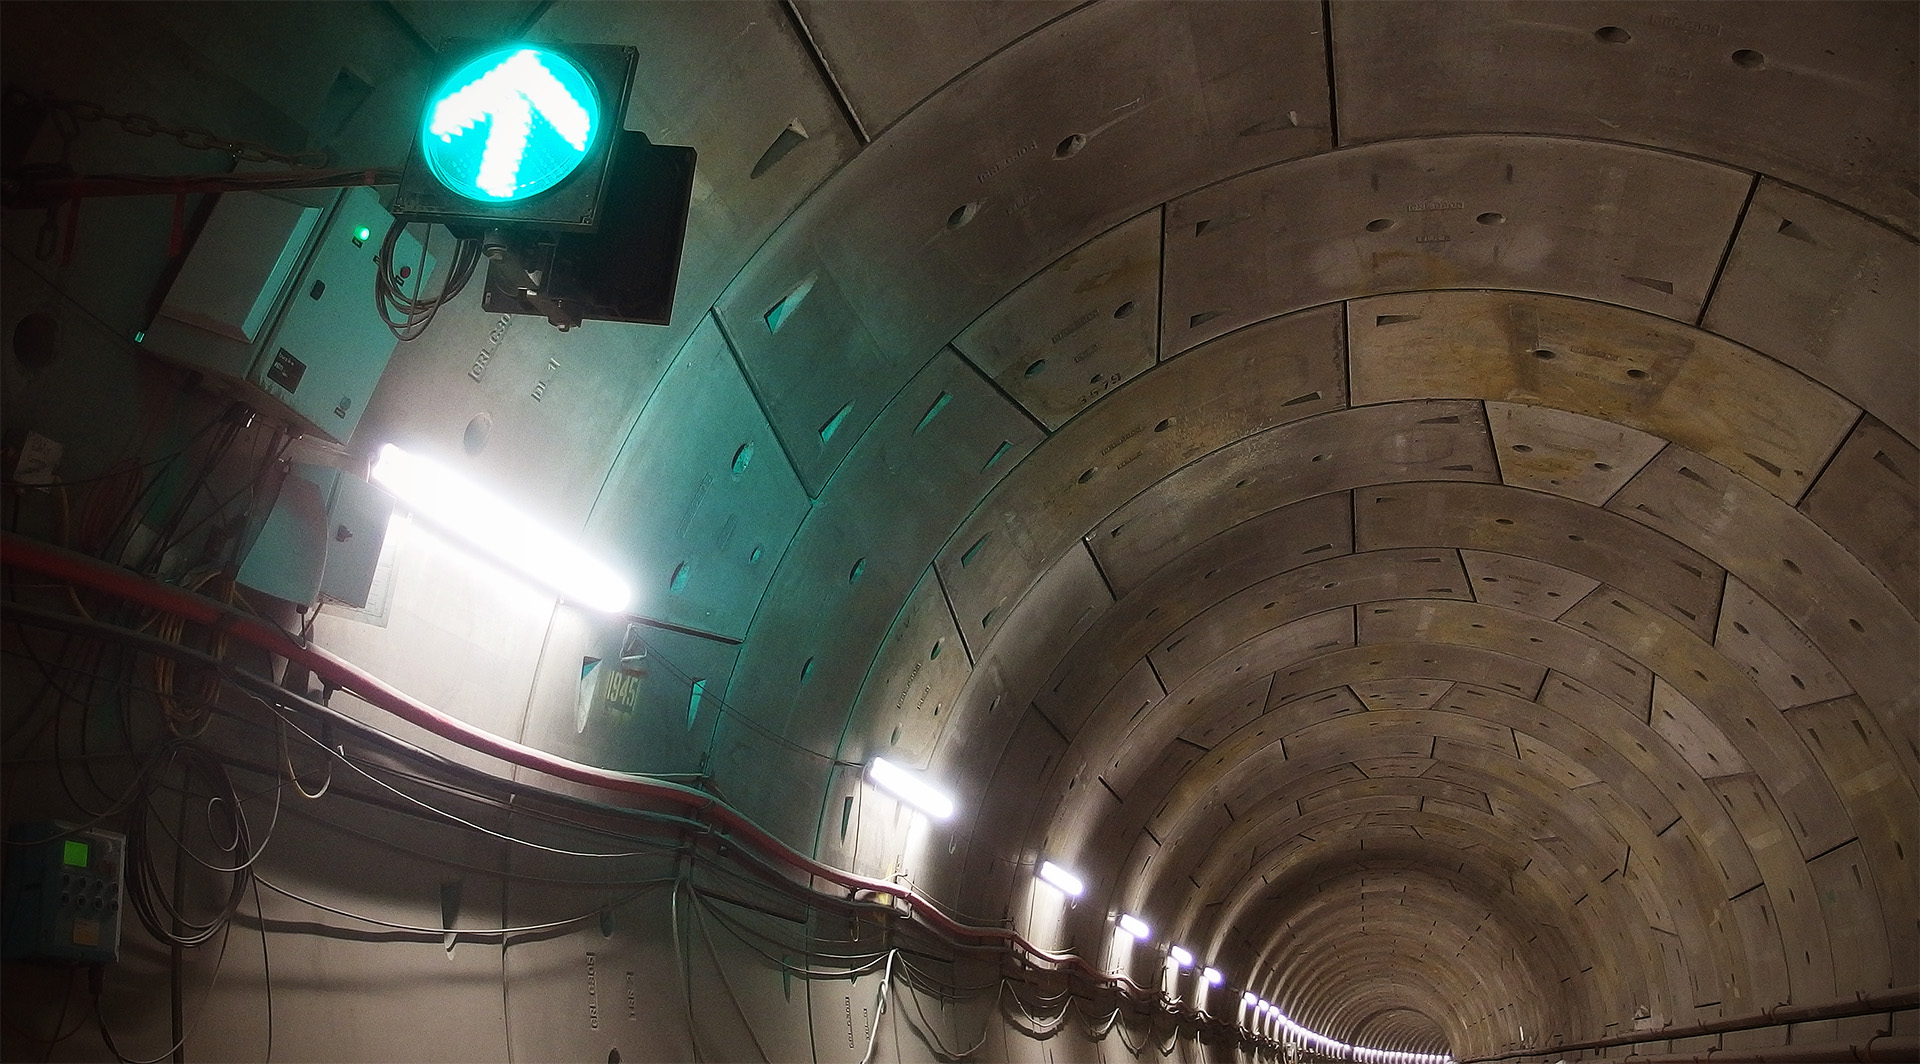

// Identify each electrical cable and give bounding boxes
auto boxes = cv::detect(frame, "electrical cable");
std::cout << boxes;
[670,871,707,1064]
[143,756,281,876]
[271,708,695,860]
[251,871,671,937]
[857,950,897,1064]
[689,886,775,1064]
[123,743,253,948]
[277,714,331,799]
[252,875,273,1064]
[92,915,235,1064]
[374,218,481,341]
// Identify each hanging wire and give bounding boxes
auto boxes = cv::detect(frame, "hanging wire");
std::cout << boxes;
[93,918,236,1064]
[374,218,482,341]
[267,707,703,860]
[251,872,673,938]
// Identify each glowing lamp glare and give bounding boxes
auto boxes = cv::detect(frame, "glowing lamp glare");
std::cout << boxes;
[867,757,956,819]
[1037,860,1084,897]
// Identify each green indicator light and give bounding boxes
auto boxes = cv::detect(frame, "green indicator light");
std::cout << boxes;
[132,331,145,344]
[62,839,89,868]
[421,45,599,203]
[352,225,372,247]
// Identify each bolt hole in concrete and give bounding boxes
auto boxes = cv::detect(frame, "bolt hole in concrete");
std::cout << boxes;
[1365,218,1394,232]
[1627,368,1649,379]
[1476,211,1505,225]
[1055,133,1087,158]
[1731,48,1766,68]
[463,412,492,455]
[1114,300,1136,318]
[1079,468,1096,483]
[1512,443,1533,452]
[1594,26,1632,43]
[1533,348,1556,360]
[947,201,981,228]
[1026,358,1047,377]
[1155,418,1173,432]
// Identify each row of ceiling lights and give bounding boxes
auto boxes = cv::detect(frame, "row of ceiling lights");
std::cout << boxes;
[868,757,1450,1064]
[363,448,1460,1064]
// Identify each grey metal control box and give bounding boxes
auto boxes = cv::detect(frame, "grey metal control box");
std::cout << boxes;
[144,185,436,444]
[2,822,126,965]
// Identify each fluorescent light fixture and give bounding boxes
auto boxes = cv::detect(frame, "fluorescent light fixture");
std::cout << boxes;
[1037,860,1084,897]
[371,443,631,612]
[1242,992,1258,1007]
[1203,966,1224,986]
[867,757,955,819]
[1169,945,1193,968]
[1117,913,1151,940]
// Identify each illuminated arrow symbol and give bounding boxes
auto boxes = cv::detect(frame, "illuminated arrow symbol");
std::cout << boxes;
[430,50,592,199]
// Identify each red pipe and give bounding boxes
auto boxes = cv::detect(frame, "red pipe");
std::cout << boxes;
[1,533,1142,991]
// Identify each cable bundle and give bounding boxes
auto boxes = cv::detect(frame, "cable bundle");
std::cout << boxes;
[123,743,259,949]
[373,218,482,341]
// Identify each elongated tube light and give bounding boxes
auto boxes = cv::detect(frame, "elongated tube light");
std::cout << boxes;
[1202,966,1223,986]
[867,756,955,819]
[371,443,632,613]
[1117,912,1151,940]
[1169,944,1193,968]
[1037,860,1084,897]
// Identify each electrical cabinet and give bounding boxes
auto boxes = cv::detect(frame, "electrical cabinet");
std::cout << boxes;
[144,185,436,444]
[236,462,393,607]
[2,822,126,965]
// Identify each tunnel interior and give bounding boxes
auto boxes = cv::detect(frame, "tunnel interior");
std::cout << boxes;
[1,3,1915,1062]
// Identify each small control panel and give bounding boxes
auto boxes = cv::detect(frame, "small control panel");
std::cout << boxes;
[2,822,125,964]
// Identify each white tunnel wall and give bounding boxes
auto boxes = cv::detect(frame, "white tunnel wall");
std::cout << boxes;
[2,2,1914,1062]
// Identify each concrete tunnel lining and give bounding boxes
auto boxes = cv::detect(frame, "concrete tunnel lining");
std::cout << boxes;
[0,2,1913,1061]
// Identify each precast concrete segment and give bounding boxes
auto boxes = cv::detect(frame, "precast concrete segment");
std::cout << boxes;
[1163,136,1753,355]
[1135,681,1783,1001]
[953,209,1165,431]
[1348,291,1860,507]
[1482,402,1671,508]
[1701,179,1919,447]
[579,316,811,643]
[789,0,1078,136]
[1250,846,1593,1054]
[1267,902,1549,1053]
[1088,400,1499,593]
[1797,417,1920,618]
[1607,446,1920,754]
[1228,782,1725,1028]
[716,0,1331,493]
[1375,595,1851,861]
[1036,492,1358,735]
[719,349,1041,844]
[1328,0,1919,234]
[940,305,1351,654]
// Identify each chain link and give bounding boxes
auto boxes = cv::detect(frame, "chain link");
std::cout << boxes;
[36,94,332,169]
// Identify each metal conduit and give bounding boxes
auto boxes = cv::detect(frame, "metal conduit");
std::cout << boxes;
[1618,1034,1918,1063]
[1459,988,1918,1063]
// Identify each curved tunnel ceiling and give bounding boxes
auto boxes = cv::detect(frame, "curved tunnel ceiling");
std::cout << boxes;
[343,2,1920,1059]
[8,2,1909,1061]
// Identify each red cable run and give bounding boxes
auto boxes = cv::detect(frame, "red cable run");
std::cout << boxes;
[1,532,1188,1008]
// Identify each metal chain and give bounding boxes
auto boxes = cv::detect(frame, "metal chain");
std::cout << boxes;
[34,93,332,169]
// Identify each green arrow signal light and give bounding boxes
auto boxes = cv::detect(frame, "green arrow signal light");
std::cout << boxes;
[422,45,600,204]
